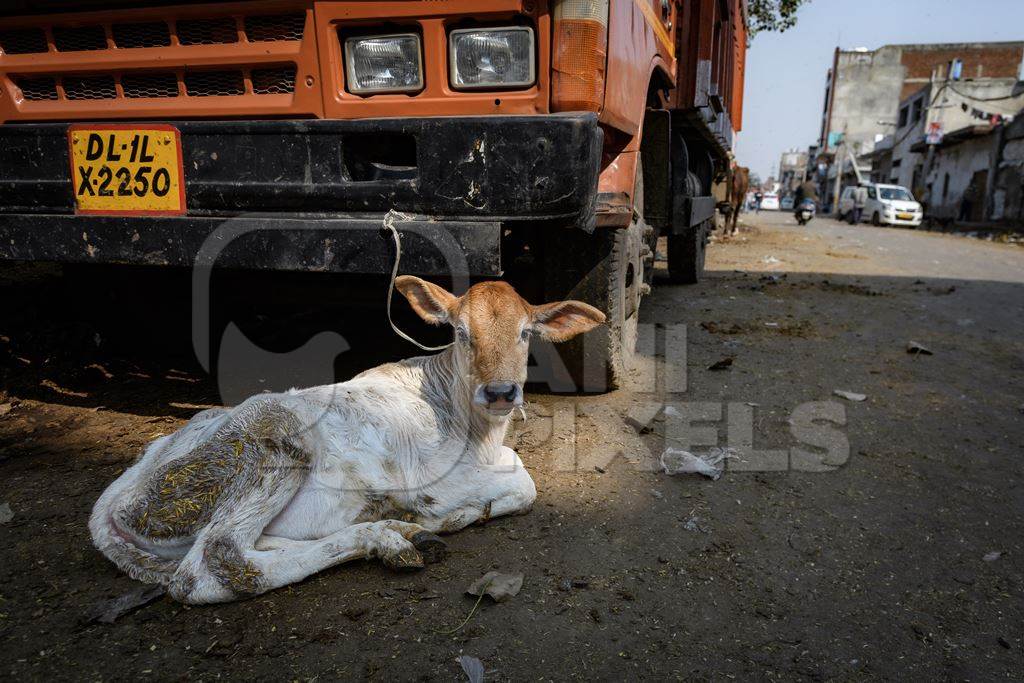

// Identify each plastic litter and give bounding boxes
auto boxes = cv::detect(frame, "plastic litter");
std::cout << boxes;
[466,571,523,603]
[833,390,867,402]
[660,447,734,481]
[458,655,484,683]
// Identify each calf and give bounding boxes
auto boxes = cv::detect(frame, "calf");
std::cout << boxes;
[90,277,605,604]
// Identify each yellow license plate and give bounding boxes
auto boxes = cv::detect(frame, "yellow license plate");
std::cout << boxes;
[68,124,185,215]
[897,213,913,220]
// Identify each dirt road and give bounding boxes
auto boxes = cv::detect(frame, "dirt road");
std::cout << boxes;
[1,211,1022,680]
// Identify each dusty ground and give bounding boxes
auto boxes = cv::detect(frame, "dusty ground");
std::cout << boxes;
[1,211,1023,680]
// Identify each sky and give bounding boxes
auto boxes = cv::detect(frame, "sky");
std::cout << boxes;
[739,0,1024,180]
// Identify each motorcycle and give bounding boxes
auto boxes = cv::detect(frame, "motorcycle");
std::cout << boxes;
[795,199,816,226]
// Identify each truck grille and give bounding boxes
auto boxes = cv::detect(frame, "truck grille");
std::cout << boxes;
[0,4,320,120]
[0,13,305,54]
[52,25,108,52]
[0,28,47,54]
[13,67,297,101]
[176,17,238,46]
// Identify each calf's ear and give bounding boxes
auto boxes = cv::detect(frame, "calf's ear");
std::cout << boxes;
[531,300,606,342]
[395,276,458,326]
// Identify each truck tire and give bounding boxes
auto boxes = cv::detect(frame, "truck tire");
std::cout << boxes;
[541,220,646,392]
[666,220,707,284]
[539,166,650,392]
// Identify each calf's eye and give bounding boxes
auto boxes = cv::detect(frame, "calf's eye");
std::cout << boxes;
[520,328,532,343]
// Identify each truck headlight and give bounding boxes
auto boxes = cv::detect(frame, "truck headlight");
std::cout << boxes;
[450,27,535,89]
[344,33,423,94]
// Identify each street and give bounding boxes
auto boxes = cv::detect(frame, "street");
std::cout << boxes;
[1,210,1023,680]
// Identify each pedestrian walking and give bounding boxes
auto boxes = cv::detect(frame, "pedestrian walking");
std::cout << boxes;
[851,184,868,224]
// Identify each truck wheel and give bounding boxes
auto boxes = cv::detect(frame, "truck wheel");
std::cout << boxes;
[666,220,707,284]
[539,170,650,392]
[541,220,645,392]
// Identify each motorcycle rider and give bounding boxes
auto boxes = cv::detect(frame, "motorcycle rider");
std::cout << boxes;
[793,179,819,220]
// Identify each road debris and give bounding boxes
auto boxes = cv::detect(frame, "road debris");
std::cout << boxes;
[708,357,734,371]
[682,515,710,533]
[660,447,733,480]
[906,341,934,356]
[983,551,1003,562]
[467,572,523,603]
[0,502,12,524]
[833,390,867,402]
[85,584,166,624]
[458,655,485,683]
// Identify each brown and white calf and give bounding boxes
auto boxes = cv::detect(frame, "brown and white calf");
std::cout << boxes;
[89,277,604,604]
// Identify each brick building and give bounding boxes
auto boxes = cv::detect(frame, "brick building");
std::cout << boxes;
[819,42,1024,157]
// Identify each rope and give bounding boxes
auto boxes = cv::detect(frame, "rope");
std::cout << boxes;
[381,210,453,352]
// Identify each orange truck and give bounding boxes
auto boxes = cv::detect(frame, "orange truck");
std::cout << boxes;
[0,0,746,390]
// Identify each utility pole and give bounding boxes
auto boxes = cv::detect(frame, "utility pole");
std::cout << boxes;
[832,140,844,215]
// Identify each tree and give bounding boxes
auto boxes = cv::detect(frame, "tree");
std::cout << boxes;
[748,0,809,37]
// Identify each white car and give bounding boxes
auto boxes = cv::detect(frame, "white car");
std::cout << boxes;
[839,183,923,227]
[760,193,780,210]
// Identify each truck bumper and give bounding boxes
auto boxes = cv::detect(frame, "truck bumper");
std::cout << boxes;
[0,114,602,275]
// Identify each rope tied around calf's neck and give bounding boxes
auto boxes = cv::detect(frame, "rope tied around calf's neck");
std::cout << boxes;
[382,210,454,352]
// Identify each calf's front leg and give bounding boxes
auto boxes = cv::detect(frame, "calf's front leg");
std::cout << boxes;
[424,447,537,533]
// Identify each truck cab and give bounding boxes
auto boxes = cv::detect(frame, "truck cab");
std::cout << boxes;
[0,0,747,390]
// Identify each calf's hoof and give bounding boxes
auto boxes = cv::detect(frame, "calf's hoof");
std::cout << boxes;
[411,531,448,564]
[383,547,425,571]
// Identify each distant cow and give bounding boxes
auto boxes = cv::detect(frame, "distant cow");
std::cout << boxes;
[90,278,605,604]
[725,165,750,236]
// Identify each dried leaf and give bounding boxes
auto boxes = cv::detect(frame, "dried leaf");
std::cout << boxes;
[466,571,523,603]
[906,341,934,356]
[86,584,166,624]
[708,357,734,371]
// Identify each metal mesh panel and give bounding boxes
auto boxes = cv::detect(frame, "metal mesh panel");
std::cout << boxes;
[121,72,179,98]
[53,25,107,52]
[14,77,58,100]
[244,14,305,42]
[62,75,117,100]
[185,70,245,96]
[112,21,171,49]
[0,28,48,55]
[176,17,238,45]
[251,66,296,94]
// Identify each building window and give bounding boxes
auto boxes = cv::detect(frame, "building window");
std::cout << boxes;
[898,106,908,128]
[943,173,950,201]
[911,98,923,124]
[892,159,902,168]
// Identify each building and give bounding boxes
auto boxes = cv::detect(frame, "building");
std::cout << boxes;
[777,149,809,194]
[819,42,1024,157]
[886,69,1024,220]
